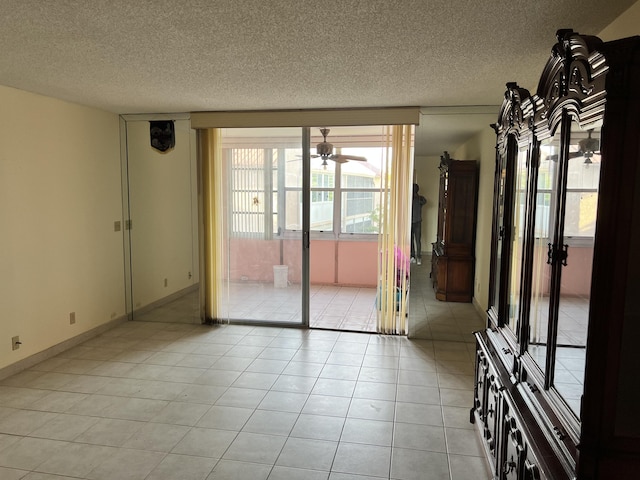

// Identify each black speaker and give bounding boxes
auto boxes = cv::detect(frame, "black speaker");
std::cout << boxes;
[150,120,175,152]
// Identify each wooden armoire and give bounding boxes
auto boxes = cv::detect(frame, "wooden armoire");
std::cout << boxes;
[472,30,640,479]
[431,152,478,302]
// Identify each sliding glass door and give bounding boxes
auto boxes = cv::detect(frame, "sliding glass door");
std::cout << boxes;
[215,127,306,325]
[206,124,413,334]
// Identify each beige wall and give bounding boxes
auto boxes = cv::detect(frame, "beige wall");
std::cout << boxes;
[453,129,496,313]
[598,0,640,40]
[0,85,124,370]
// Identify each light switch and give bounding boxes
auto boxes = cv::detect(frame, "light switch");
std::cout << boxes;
[114,221,121,232]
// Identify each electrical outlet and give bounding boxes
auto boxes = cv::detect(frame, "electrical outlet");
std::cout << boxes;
[164,278,168,287]
[12,336,21,351]
[70,312,76,325]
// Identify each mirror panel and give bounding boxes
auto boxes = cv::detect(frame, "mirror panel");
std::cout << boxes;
[506,146,528,336]
[528,128,561,375]
[552,122,601,416]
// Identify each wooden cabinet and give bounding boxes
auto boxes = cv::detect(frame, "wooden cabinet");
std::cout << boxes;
[473,30,640,479]
[431,152,478,302]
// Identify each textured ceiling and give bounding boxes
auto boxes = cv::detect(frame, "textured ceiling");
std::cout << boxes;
[0,0,636,155]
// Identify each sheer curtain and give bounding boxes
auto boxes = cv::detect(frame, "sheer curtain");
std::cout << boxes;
[199,128,227,322]
[376,125,414,334]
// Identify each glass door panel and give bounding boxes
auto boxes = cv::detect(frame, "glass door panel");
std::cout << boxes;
[552,123,601,416]
[491,136,517,324]
[506,147,529,336]
[310,159,335,232]
[217,127,304,324]
[490,155,507,313]
[529,130,561,374]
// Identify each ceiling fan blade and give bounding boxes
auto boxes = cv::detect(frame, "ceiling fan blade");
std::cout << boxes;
[330,156,349,164]
[332,154,367,162]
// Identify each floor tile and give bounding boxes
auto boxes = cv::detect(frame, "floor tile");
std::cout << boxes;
[390,448,449,480]
[340,418,393,446]
[74,418,144,447]
[449,453,493,480]
[353,381,397,402]
[223,432,287,464]
[290,414,346,442]
[268,465,329,480]
[216,387,268,409]
[271,375,317,394]
[196,405,253,431]
[312,378,356,398]
[122,422,190,452]
[332,442,391,478]
[442,405,474,429]
[302,395,351,417]
[28,413,100,441]
[146,453,217,480]
[242,409,299,436]
[276,437,338,471]
[0,467,29,480]
[85,447,165,480]
[175,384,227,404]
[206,459,271,480]
[0,436,66,470]
[35,442,115,478]
[231,372,279,390]
[444,427,485,456]
[151,400,211,426]
[0,409,58,436]
[347,398,395,421]
[171,427,237,458]
[392,422,446,452]
[258,391,308,413]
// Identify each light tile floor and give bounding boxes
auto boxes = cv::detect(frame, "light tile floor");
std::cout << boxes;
[0,319,491,479]
[0,260,491,479]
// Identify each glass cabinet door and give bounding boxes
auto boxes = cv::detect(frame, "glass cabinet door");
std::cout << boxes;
[489,151,508,315]
[506,144,529,337]
[527,115,601,418]
[528,128,561,377]
[551,120,601,416]
[489,135,519,326]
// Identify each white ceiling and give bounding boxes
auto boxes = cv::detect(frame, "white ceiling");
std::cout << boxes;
[0,0,635,155]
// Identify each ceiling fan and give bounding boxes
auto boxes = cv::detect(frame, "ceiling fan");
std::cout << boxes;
[546,129,600,164]
[575,129,600,164]
[313,128,367,167]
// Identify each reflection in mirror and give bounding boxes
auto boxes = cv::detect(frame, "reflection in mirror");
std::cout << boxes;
[529,128,561,376]
[490,156,507,312]
[506,146,528,335]
[553,121,601,416]
[125,119,200,324]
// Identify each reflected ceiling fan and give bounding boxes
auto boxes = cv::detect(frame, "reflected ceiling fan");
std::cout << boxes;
[312,128,367,167]
[546,129,600,164]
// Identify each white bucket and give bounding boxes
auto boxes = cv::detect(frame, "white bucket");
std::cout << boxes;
[273,265,288,288]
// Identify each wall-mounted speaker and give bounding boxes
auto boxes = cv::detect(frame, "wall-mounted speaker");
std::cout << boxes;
[150,120,175,153]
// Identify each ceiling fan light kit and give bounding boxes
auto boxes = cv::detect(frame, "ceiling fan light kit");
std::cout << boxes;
[312,128,368,164]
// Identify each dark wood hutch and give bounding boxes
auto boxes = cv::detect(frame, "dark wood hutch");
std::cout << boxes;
[472,30,640,479]
[431,152,478,302]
